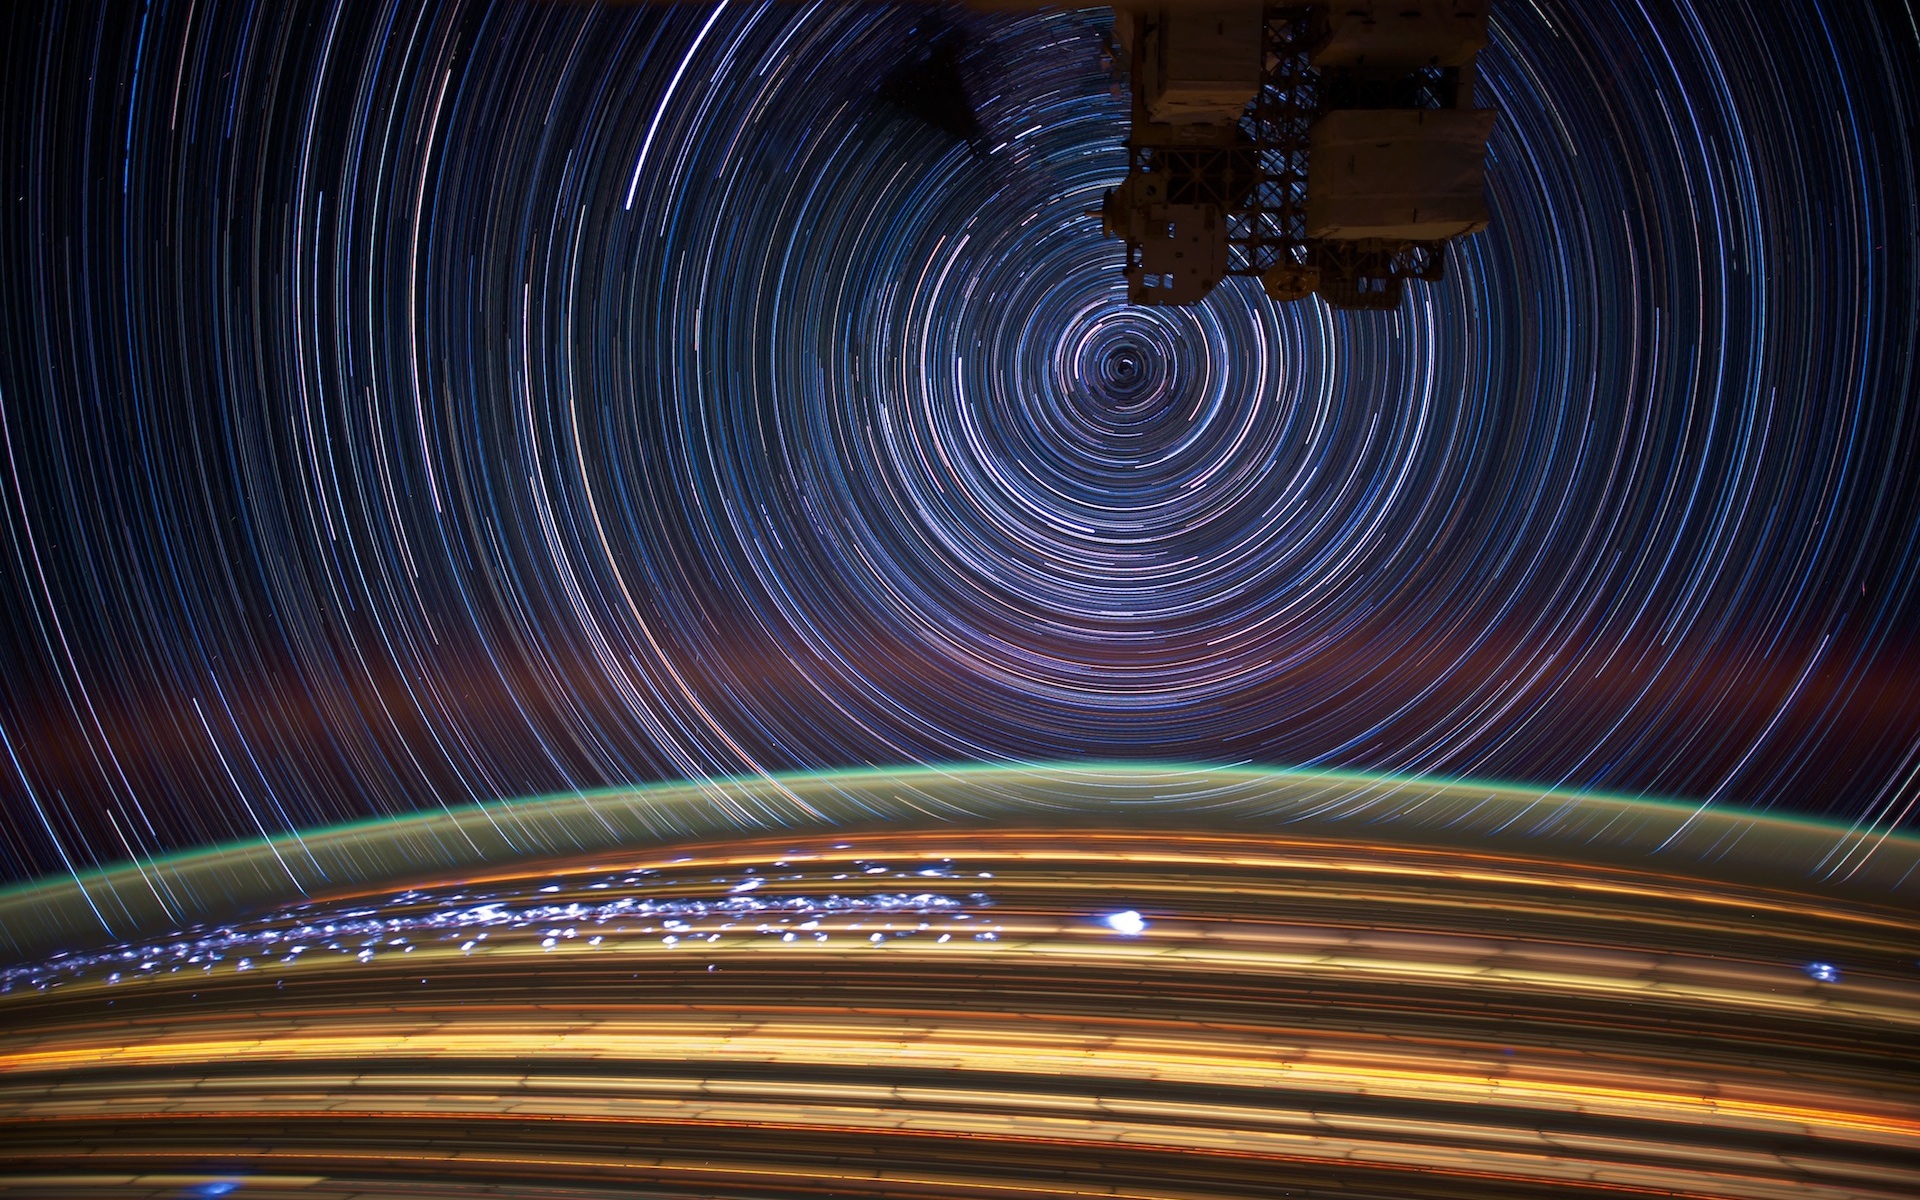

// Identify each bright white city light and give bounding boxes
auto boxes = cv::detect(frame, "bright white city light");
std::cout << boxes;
[1102,910,1147,936]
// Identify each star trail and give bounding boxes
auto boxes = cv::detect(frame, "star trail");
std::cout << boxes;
[3,0,1920,890]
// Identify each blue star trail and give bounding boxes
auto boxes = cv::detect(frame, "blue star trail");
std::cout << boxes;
[1,0,1917,889]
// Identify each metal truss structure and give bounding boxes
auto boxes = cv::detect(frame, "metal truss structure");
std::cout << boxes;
[1117,5,1462,311]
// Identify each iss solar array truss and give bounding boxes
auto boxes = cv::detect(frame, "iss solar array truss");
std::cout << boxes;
[1109,3,1494,309]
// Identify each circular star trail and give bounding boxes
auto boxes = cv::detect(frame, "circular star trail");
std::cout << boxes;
[1,1,1919,885]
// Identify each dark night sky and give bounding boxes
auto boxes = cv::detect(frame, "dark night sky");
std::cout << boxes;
[2,0,1918,887]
